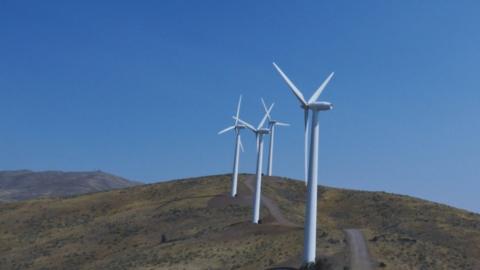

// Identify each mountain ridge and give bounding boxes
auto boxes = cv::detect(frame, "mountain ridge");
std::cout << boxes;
[0,170,141,202]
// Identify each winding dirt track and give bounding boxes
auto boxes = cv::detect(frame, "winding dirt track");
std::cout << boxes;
[243,175,298,227]
[345,229,374,270]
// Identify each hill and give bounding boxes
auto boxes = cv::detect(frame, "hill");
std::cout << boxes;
[0,174,479,269]
[0,170,140,202]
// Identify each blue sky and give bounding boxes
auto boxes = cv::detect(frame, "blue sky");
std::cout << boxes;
[1,1,479,212]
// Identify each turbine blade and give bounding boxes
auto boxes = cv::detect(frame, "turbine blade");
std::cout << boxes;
[275,122,290,127]
[261,98,272,121]
[273,62,308,106]
[232,116,256,132]
[304,109,310,184]
[235,95,242,125]
[256,134,259,152]
[257,103,274,130]
[239,135,245,152]
[308,72,335,104]
[218,125,236,135]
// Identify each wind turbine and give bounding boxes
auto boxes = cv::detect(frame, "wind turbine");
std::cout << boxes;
[218,95,245,197]
[273,62,334,265]
[261,98,290,177]
[234,102,274,224]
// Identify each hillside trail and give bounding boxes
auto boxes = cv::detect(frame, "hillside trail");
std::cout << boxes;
[243,175,298,227]
[344,229,374,270]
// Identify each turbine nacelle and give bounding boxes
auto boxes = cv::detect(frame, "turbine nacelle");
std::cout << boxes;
[256,128,270,135]
[307,102,333,111]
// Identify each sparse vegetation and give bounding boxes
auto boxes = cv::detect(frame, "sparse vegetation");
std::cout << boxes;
[0,174,479,269]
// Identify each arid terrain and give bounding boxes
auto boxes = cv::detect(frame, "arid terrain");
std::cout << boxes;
[0,174,479,269]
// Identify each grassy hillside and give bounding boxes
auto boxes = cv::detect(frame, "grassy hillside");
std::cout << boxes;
[0,174,479,269]
[0,170,140,202]
[264,177,480,269]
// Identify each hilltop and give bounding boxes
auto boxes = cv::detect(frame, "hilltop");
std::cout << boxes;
[0,170,140,202]
[0,174,479,269]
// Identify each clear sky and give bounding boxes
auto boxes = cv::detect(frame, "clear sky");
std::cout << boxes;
[1,1,479,212]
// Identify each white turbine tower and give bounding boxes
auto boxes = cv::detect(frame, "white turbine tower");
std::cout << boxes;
[273,62,334,265]
[234,102,274,224]
[261,98,290,177]
[218,95,245,197]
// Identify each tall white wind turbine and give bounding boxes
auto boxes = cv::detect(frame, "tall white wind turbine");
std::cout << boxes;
[261,98,290,177]
[218,95,246,197]
[273,62,334,265]
[234,102,274,224]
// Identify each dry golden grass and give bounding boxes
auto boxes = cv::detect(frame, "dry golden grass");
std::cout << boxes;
[0,174,479,269]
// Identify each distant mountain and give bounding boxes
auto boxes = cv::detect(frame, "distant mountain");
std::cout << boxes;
[0,170,141,201]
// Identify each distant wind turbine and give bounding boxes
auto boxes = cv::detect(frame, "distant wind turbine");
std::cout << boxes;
[261,98,290,177]
[218,95,245,197]
[273,62,334,265]
[234,102,274,224]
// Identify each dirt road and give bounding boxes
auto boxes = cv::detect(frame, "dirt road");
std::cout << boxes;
[243,175,298,227]
[345,229,374,270]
